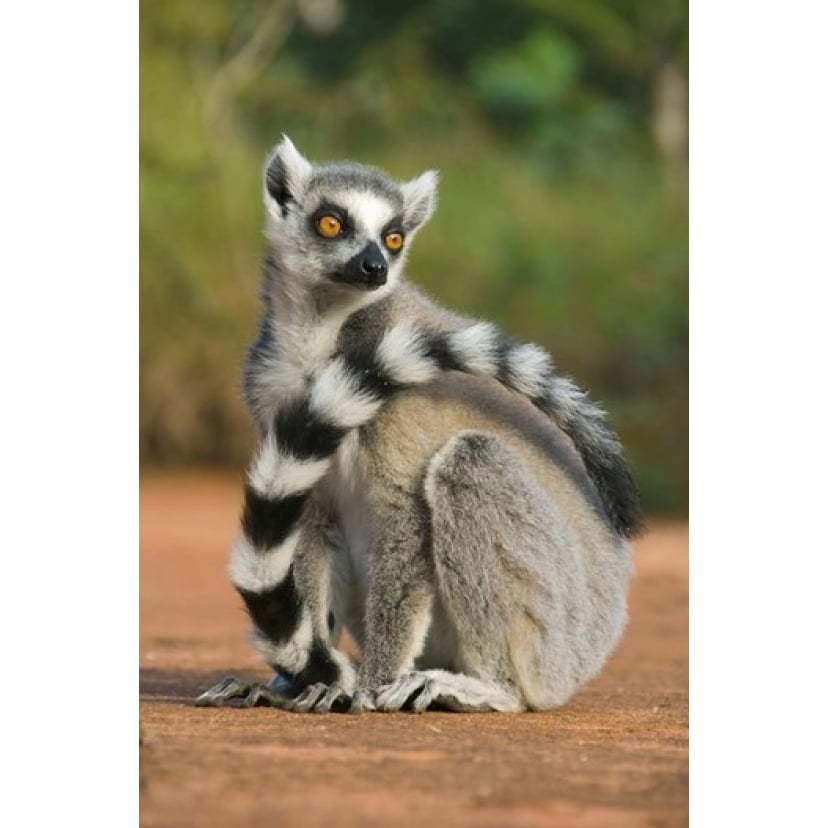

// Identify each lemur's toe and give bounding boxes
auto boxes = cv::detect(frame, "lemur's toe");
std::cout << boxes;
[290,682,329,713]
[411,680,438,713]
[240,683,293,708]
[376,673,427,712]
[312,683,351,714]
[194,676,253,707]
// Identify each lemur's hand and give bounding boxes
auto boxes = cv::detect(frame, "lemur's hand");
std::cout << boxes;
[289,681,353,713]
[196,673,359,713]
[194,673,294,709]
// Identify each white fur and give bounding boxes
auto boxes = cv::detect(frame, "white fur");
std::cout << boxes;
[400,170,439,229]
[336,191,395,237]
[376,324,441,385]
[228,531,301,592]
[270,299,356,379]
[250,298,371,426]
[251,610,313,675]
[246,350,304,422]
[247,432,281,493]
[309,357,383,428]
[248,433,331,499]
[323,431,374,628]
[329,649,357,693]
[546,375,587,422]
[506,343,554,398]
[447,322,500,375]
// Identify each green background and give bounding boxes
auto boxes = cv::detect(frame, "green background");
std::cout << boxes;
[140,0,688,515]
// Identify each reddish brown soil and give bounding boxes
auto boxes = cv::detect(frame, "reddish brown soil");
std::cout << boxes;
[140,471,688,827]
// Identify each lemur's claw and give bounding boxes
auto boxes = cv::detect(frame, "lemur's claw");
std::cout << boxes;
[289,682,352,713]
[240,683,294,709]
[376,672,431,712]
[194,676,252,707]
[312,683,352,714]
[195,674,294,708]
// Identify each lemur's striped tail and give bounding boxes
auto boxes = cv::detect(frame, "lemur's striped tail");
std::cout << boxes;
[228,353,388,684]
[369,321,645,538]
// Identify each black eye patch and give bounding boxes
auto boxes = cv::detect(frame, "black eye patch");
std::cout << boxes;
[381,215,405,236]
[309,202,353,238]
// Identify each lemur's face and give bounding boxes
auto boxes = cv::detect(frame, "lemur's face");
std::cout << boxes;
[262,137,438,301]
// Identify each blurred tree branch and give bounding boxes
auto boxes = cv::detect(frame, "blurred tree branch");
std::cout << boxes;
[188,2,298,282]
[199,0,297,135]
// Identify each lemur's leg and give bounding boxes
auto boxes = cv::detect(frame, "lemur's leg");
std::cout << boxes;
[375,430,625,713]
[353,494,436,707]
[356,478,524,713]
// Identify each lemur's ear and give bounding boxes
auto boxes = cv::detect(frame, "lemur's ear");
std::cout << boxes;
[401,170,439,232]
[264,135,312,214]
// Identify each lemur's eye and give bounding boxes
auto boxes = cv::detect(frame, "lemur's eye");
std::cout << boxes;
[384,231,404,252]
[316,215,343,238]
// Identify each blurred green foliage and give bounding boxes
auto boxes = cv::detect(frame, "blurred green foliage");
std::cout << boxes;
[140,0,688,514]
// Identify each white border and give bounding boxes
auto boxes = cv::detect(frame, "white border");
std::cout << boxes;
[1,2,137,824]
[691,2,828,823]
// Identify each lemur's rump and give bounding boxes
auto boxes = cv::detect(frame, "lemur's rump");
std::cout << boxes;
[196,137,640,713]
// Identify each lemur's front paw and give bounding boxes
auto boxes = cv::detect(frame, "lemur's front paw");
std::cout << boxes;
[290,682,352,713]
[194,674,293,709]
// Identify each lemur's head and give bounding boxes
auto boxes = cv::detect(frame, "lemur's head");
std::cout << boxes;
[262,136,438,301]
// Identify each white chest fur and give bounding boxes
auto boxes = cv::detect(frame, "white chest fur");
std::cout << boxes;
[320,431,375,642]
[329,432,374,585]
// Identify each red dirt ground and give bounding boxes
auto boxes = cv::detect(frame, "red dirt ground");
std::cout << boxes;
[139,471,688,827]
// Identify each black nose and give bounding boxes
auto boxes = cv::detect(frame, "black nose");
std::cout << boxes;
[360,243,388,278]
[333,241,389,290]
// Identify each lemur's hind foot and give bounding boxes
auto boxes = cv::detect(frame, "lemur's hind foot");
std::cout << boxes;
[375,670,524,713]
[194,673,294,709]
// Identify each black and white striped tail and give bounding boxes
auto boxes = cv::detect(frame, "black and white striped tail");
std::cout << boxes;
[365,320,645,538]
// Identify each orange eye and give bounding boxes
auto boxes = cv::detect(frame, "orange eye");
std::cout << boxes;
[316,215,342,238]
[384,231,404,252]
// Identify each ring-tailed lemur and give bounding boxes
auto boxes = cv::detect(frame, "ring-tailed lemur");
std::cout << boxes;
[196,136,642,713]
